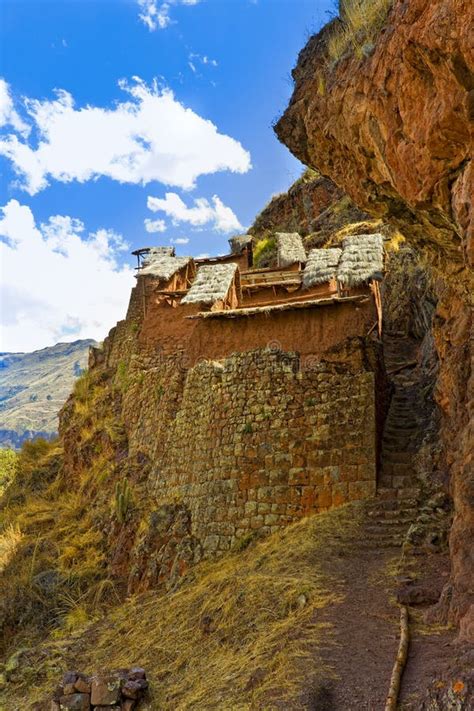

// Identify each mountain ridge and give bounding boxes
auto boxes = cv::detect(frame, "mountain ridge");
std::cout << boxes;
[0,339,96,449]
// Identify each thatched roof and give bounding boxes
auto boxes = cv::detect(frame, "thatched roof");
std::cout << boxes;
[303,248,342,287]
[276,232,306,267]
[228,234,252,255]
[139,252,192,280]
[182,263,237,305]
[337,233,384,286]
[142,246,175,265]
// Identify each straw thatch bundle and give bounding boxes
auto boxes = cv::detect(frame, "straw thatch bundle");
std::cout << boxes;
[337,233,384,286]
[142,246,175,266]
[182,263,237,305]
[303,248,342,287]
[228,234,252,255]
[139,254,192,280]
[276,233,306,267]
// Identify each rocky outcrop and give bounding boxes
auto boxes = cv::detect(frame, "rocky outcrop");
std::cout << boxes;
[250,169,370,250]
[250,170,343,236]
[276,0,473,266]
[276,0,473,636]
[50,668,148,710]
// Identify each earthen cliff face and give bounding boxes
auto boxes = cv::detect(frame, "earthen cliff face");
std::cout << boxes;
[276,0,473,636]
[249,170,371,249]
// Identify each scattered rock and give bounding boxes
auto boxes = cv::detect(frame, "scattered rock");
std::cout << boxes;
[58,693,90,711]
[127,667,146,681]
[73,676,91,694]
[397,583,440,606]
[62,671,79,687]
[91,674,123,705]
[122,679,148,699]
[50,668,148,710]
[121,701,137,711]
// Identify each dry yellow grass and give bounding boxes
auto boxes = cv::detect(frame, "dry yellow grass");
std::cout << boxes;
[2,504,365,710]
[0,371,122,660]
[0,524,23,574]
[328,0,393,62]
[333,219,384,242]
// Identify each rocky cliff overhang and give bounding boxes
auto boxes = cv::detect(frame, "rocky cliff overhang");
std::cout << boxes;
[275,0,473,272]
[275,0,473,638]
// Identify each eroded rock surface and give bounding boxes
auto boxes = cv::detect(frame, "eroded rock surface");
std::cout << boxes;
[276,0,473,636]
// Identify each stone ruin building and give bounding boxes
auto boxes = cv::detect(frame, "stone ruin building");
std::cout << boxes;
[90,231,389,563]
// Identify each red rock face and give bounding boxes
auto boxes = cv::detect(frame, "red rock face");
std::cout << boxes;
[276,0,473,637]
[250,172,344,237]
[277,0,472,262]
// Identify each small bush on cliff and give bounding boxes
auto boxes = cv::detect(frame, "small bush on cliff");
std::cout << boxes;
[253,235,277,268]
[115,360,130,393]
[114,478,132,523]
[328,0,393,62]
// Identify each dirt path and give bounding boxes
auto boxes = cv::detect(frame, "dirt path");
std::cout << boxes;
[311,544,400,710]
[301,509,455,710]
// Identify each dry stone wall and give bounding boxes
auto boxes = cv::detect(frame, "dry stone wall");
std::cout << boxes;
[119,347,376,560]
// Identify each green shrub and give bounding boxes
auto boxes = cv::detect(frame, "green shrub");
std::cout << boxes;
[0,449,18,496]
[253,236,276,268]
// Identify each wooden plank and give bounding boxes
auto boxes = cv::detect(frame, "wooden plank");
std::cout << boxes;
[186,295,369,320]
[241,279,302,290]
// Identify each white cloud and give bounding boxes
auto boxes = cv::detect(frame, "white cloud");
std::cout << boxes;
[0,79,29,137]
[172,237,189,244]
[138,0,200,31]
[144,218,166,233]
[0,77,251,195]
[188,52,218,74]
[0,200,134,352]
[147,192,243,233]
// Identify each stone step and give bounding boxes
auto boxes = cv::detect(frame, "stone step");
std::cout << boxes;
[383,423,419,434]
[380,463,416,475]
[363,525,409,537]
[382,436,418,449]
[367,507,417,520]
[354,536,406,550]
[376,487,419,501]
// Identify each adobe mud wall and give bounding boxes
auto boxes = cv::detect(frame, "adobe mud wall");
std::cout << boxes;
[107,276,376,369]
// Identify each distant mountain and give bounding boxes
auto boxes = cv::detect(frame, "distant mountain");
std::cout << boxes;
[0,340,96,449]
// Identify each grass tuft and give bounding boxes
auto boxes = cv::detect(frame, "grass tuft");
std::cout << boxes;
[327,0,393,63]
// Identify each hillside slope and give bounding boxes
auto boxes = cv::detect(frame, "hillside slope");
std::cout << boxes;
[0,494,458,710]
[0,340,95,448]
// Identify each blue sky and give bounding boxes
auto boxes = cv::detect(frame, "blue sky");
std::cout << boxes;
[0,0,333,351]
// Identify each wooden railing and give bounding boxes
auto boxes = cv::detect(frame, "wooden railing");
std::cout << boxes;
[240,269,302,289]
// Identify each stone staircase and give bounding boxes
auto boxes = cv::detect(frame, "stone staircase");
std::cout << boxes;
[362,496,418,548]
[359,331,426,548]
